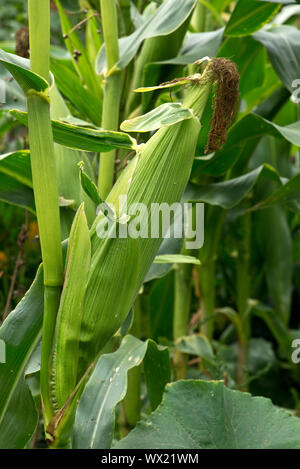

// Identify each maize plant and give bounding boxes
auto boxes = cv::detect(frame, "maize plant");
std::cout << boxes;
[1,0,300,452]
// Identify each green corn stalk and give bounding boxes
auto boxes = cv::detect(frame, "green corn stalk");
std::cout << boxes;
[27,0,63,426]
[173,249,194,380]
[98,0,123,198]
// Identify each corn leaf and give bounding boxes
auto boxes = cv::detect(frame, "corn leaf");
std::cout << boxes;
[193,113,300,177]
[0,173,35,213]
[0,151,32,188]
[10,110,138,153]
[51,59,102,126]
[73,335,170,449]
[0,49,48,94]
[159,28,224,65]
[52,204,91,410]
[249,174,300,212]
[121,103,194,133]
[96,0,197,74]
[79,164,101,206]
[253,26,300,93]
[225,0,280,37]
[54,0,102,100]
[188,164,282,209]
[154,255,200,265]
[0,267,44,449]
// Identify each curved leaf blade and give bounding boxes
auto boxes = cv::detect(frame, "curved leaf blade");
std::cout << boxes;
[10,110,137,153]
[225,0,280,37]
[0,267,44,449]
[121,103,194,133]
[73,335,171,449]
[0,49,48,94]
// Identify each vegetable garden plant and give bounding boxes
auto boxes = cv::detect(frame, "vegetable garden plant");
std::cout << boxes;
[0,0,300,450]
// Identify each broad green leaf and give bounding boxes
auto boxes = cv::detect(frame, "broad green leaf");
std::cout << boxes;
[0,49,48,94]
[0,151,32,188]
[225,0,280,37]
[121,103,194,133]
[154,254,200,265]
[0,173,35,213]
[10,110,138,153]
[115,380,300,449]
[188,164,281,209]
[96,0,197,73]
[0,267,44,449]
[253,26,300,93]
[73,335,170,449]
[52,204,91,410]
[193,113,300,177]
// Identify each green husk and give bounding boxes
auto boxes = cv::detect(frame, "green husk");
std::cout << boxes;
[77,77,213,378]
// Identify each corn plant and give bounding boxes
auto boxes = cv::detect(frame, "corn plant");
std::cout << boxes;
[1,0,300,451]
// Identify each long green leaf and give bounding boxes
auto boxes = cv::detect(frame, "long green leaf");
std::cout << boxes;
[73,335,170,449]
[0,267,44,449]
[52,204,91,410]
[193,113,300,176]
[253,25,300,93]
[0,173,35,213]
[10,110,138,153]
[188,164,281,209]
[225,0,280,37]
[121,103,194,133]
[0,49,48,93]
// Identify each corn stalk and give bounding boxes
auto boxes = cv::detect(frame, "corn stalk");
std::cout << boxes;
[27,0,63,426]
[98,0,123,198]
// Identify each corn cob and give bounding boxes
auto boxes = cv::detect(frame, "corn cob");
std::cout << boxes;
[76,59,239,378]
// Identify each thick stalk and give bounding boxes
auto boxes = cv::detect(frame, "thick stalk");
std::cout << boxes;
[173,256,193,380]
[98,0,122,198]
[28,0,63,425]
[236,213,251,391]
